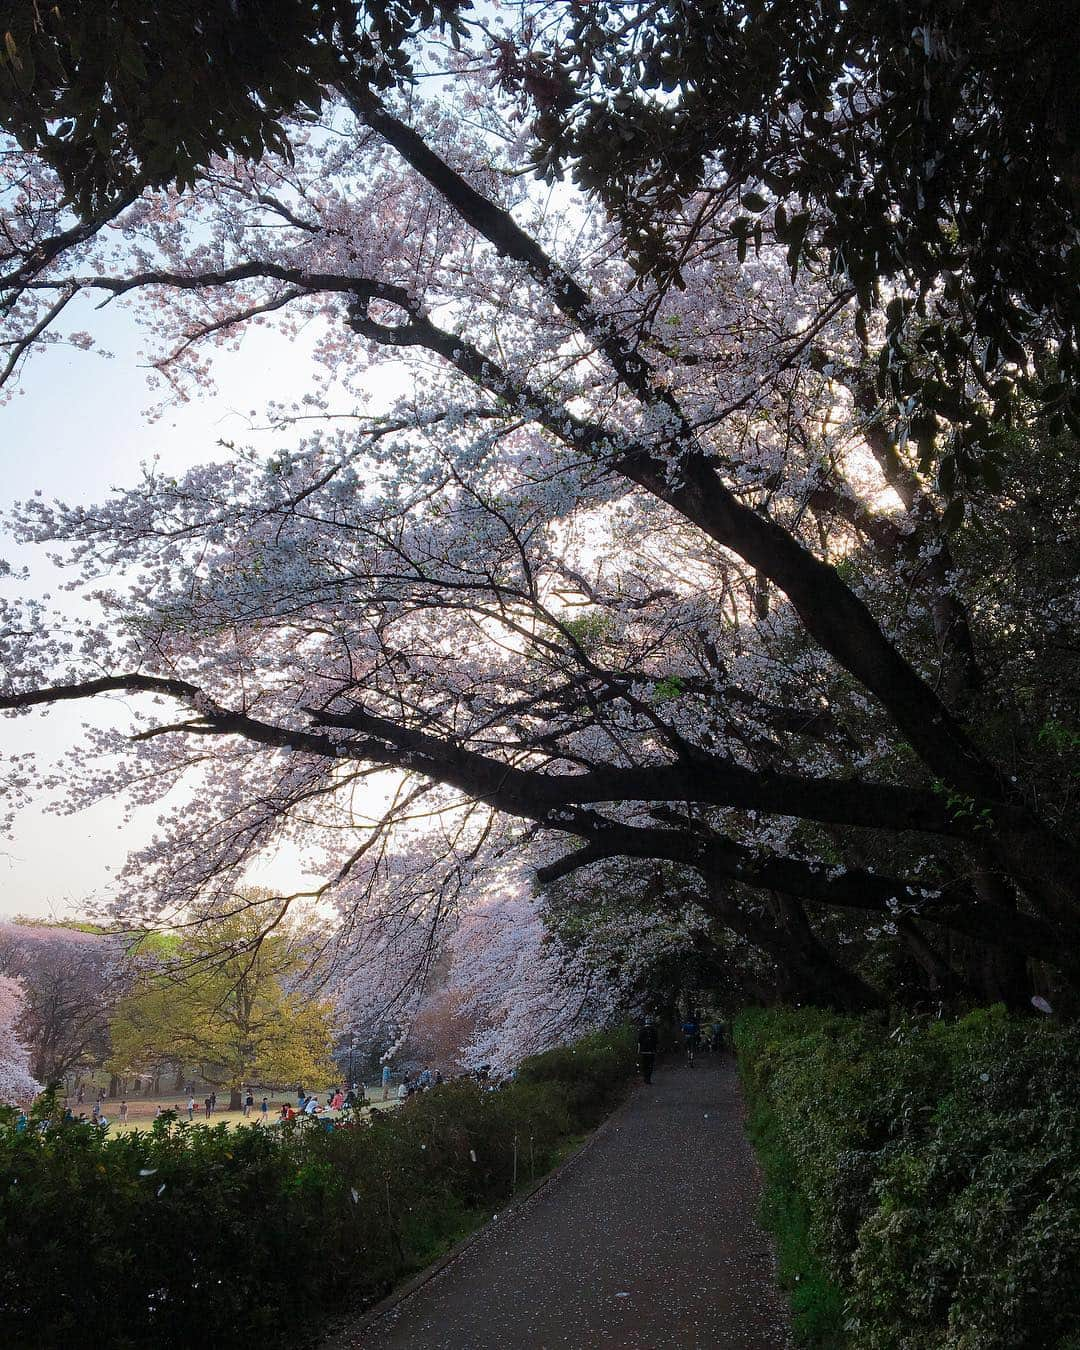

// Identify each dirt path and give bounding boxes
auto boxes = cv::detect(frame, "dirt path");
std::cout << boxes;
[333,1055,792,1349]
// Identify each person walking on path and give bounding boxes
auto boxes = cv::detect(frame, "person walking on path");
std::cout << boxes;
[681,1012,701,1066]
[261,1096,269,1122]
[119,1100,128,1125]
[244,1089,254,1117]
[637,1017,659,1084]
[203,1095,212,1119]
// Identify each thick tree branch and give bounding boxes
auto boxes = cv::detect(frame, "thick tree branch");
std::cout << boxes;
[0,673,978,838]
[534,818,1075,973]
[332,93,1080,915]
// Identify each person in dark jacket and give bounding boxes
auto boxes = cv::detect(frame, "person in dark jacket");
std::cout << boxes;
[638,1018,659,1084]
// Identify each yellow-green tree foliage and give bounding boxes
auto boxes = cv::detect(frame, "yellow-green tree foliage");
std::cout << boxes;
[109,904,335,1097]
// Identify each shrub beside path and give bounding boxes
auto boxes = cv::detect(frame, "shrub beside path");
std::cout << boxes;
[332,1054,792,1349]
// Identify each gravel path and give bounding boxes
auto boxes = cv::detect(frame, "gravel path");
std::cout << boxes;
[335,1054,792,1350]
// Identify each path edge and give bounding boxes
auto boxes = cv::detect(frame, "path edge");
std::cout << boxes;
[320,1077,643,1347]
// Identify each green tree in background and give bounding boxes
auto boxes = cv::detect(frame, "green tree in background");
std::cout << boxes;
[110,903,336,1109]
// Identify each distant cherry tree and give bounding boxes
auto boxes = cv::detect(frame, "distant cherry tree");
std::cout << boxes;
[0,974,39,1104]
[0,923,120,1085]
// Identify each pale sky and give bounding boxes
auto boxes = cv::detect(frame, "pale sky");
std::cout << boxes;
[1,294,404,921]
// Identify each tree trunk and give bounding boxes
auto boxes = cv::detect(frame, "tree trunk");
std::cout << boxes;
[970,864,1033,1009]
[766,893,884,1012]
[706,881,883,1012]
[229,1086,242,1111]
[896,918,966,1001]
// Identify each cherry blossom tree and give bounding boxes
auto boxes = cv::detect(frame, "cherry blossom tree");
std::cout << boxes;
[441,859,719,1072]
[0,923,120,1085]
[0,32,1077,1026]
[0,974,40,1104]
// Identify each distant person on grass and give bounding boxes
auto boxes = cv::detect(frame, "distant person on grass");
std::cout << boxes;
[204,1095,212,1119]
[119,1100,128,1125]
[638,1017,659,1085]
[244,1090,254,1117]
[187,1095,195,1121]
[261,1096,269,1121]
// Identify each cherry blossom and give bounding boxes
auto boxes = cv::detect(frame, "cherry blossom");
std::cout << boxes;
[0,975,40,1105]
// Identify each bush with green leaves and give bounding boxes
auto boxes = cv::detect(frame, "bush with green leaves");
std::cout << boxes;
[514,1023,637,1126]
[0,1027,634,1345]
[735,1006,1080,1349]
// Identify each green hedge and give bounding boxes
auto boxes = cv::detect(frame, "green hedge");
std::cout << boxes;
[0,1028,635,1346]
[735,1006,1080,1350]
[515,1023,637,1126]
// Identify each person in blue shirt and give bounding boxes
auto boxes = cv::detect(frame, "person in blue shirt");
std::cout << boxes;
[681,1013,701,1064]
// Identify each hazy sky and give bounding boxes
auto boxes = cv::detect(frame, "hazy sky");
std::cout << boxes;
[0,293,384,921]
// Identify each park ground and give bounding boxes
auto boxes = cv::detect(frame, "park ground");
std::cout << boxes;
[65,1083,403,1132]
